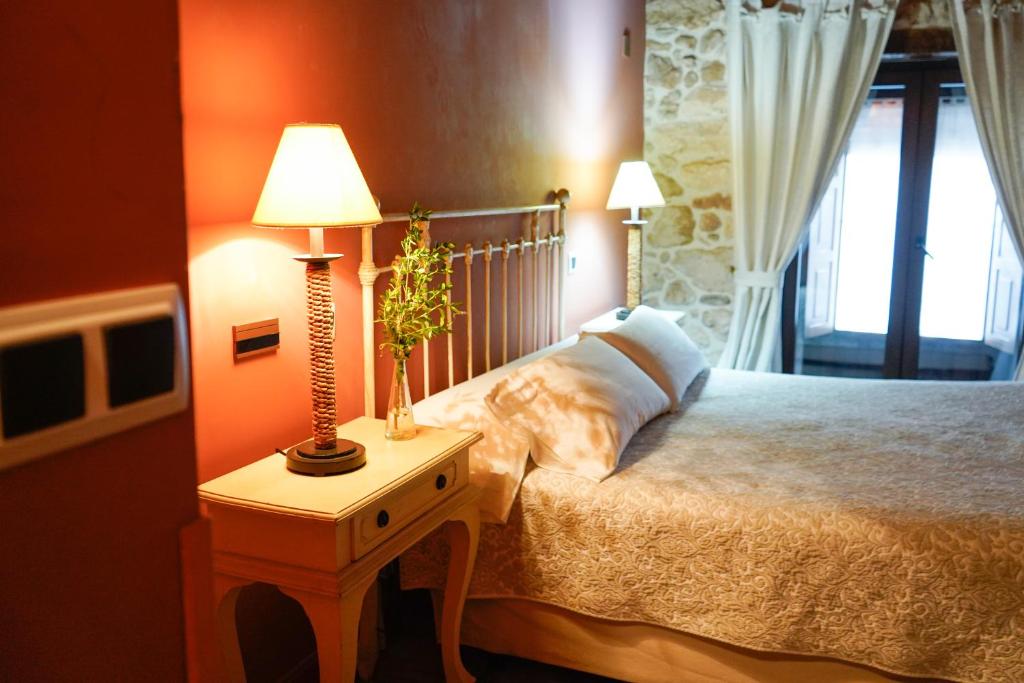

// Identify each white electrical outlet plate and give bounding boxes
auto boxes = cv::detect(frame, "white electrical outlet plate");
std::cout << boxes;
[0,284,190,471]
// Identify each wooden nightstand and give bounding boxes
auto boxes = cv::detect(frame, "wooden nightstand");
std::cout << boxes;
[199,417,483,682]
[579,307,686,334]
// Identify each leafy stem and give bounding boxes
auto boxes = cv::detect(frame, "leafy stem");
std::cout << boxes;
[376,203,461,364]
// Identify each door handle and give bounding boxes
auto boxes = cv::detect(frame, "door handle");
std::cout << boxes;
[914,237,934,259]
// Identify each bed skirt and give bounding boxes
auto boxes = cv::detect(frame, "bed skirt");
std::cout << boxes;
[432,594,942,683]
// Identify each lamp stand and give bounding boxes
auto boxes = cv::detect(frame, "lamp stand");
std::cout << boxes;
[624,206,646,314]
[286,229,366,476]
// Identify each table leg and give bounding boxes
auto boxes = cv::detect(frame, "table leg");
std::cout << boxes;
[282,572,376,683]
[441,503,480,683]
[212,574,252,683]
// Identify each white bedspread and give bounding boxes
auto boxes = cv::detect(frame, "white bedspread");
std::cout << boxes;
[403,369,1024,683]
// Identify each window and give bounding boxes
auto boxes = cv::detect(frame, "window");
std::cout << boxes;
[783,60,1023,381]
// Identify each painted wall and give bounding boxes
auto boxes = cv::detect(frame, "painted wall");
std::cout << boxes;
[181,0,646,483]
[180,1,643,676]
[0,2,198,680]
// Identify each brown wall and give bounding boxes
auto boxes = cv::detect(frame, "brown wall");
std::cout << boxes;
[180,0,646,484]
[0,2,197,680]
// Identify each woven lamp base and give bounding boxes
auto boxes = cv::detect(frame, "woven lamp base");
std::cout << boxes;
[282,253,368,477]
[626,223,643,310]
[284,438,366,476]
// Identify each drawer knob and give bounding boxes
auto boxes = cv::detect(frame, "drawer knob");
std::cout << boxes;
[435,474,448,490]
[376,510,390,528]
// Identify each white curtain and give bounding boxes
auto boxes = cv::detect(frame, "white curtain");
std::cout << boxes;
[719,0,897,371]
[950,0,1024,380]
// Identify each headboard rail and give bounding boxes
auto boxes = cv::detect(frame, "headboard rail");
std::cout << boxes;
[378,203,562,222]
[360,190,570,416]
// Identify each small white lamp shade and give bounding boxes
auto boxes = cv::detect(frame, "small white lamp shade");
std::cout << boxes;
[606,161,665,210]
[252,123,383,228]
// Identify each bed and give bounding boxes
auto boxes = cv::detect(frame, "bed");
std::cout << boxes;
[403,367,1024,683]
[360,195,1024,683]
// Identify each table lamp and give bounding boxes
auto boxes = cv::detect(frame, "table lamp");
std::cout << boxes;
[606,161,665,316]
[253,123,382,475]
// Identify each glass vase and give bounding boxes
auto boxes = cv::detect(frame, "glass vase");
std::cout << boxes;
[385,357,416,440]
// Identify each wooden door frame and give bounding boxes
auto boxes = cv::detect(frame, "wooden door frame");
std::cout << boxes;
[879,63,927,378]
[889,64,963,378]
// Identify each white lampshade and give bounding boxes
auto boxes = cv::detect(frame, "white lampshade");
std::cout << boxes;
[252,123,383,228]
[606,161,665,210]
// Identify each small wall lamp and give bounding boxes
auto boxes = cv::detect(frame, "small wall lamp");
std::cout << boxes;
[606,160,665,313]
[253,123,382,475]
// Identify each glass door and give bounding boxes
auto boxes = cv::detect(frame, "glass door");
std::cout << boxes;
[785,61,1024,381]
[796,86,907,378]
[914,83,1023,380]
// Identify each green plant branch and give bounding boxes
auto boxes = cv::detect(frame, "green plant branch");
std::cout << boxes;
[376,203,461,364]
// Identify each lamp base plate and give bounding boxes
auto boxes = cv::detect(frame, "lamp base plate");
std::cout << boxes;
[293,253,343,263]
[284,438,366,476]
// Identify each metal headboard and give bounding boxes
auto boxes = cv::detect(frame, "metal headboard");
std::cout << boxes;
[358,189,570,416]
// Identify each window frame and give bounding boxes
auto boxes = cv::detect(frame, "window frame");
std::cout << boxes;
[781,57,987,379]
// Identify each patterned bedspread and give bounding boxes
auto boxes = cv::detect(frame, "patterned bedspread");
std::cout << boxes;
[402,370,1024,682]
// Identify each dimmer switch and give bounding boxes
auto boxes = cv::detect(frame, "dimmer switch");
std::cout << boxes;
[232,318,280,360]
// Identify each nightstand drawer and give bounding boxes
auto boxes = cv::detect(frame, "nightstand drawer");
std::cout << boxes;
[351,448,466,560]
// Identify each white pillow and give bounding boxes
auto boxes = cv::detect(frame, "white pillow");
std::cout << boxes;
[485,335,670,481]
[594,305,707,411]
[414,336,578,523]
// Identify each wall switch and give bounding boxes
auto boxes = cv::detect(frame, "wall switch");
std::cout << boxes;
[232,319,279,360]
[0,284,190,472]
[568,253,579,276]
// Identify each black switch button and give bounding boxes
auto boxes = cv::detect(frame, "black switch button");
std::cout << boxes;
[1,334,85,439]
[105,316,175,407]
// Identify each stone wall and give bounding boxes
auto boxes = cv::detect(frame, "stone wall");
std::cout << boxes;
[642,0,952,363]
[890,0,954,51]
[894,0,951,30]
[643,0,731,361]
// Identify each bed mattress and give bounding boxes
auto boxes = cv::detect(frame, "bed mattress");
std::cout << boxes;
[402,369,1024,683]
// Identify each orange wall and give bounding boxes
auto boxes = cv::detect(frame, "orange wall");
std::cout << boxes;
[0,2,197,680]
[181,0,645,483]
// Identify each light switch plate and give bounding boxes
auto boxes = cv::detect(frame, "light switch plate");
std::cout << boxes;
[0,284,190,471]
[232,319,280,360]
